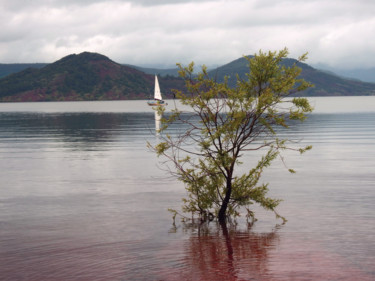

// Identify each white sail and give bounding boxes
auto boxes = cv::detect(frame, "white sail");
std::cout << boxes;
[154,75,162,101]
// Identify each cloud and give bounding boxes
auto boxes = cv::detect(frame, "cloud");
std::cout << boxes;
[0,0,374,69]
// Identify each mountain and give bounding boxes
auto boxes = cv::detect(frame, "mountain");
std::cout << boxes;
[313,65,375,83]
[0,63,47,78]
[0,52,184,102]
[208,56,375,96]
[125,64,179,77]
[339,68,375,83]
[1,52,375,102]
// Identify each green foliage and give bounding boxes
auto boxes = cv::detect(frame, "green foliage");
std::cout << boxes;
[209,54,375,97]
[151,48,314,223]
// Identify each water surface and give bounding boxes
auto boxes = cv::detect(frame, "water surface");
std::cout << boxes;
[0,97,374,280]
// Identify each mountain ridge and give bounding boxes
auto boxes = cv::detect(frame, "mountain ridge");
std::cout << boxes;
[313,65,375,83]
[0,52,184,102]
[208,56,375,96]
[0,51,374,102]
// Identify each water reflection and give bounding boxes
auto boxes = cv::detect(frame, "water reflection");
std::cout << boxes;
[164,221,280,280]
[155,111,161,135]
[155,220,374,281]
[0,112,157,149]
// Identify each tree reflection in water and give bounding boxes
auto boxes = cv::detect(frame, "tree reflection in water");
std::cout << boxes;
[167,221,280,280]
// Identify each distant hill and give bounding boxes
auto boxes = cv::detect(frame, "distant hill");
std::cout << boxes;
[125,64,179,77]
[0,52,184,102]
[0,63,47,78]
[1,51,375,102]
[208,56,375,96]
[0,62,179,80]
[314,65,375,83]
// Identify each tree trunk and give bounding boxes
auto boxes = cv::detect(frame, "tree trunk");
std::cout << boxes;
[218,178,232,222]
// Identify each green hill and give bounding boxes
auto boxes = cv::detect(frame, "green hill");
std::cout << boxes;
[0,52,184,102]
[208,56,375,96]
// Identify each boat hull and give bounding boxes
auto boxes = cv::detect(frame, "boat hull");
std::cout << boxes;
[147,100,166,106]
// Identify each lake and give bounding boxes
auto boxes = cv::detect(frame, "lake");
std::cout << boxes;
[0,97,374,280]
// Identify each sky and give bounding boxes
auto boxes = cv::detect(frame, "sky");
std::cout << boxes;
[1,0,374,69]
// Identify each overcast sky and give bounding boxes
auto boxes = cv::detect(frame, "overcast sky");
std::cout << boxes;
[1,0,374,69]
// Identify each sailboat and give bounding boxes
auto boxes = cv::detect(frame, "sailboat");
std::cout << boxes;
[147,75,166,106]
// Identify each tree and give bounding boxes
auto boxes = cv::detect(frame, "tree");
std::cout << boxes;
[151,48,313,223]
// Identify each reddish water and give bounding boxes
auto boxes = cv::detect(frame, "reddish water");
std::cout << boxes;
[1,212,373,280]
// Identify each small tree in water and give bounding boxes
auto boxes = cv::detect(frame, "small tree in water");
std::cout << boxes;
[151,48,313,223]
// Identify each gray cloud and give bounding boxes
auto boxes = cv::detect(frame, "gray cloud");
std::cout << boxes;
[0,0,374,69]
